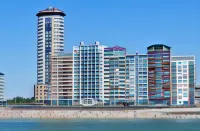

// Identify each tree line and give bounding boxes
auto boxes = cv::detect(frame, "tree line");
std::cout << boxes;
[7,96,35,104]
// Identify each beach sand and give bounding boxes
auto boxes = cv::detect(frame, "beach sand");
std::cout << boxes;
[0,107,200,119]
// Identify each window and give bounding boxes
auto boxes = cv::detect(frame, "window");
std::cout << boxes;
[183,93,188,97]
[183,80,187,83]
[183,76,187,79]
[183,61,187,65]
[178,76,182,79]
[183,89,188,91]
[178,66,182,69]
[172,62,176,66]
[178,89,182,94]
[183,65,187,68]
[178,84,182,87]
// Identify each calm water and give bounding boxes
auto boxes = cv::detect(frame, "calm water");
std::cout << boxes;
[0,119,200,131]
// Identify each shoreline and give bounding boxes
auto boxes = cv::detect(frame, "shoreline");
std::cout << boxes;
[1,107,200,120]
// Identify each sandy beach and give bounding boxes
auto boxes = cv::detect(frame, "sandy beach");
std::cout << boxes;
[0,107,200,119]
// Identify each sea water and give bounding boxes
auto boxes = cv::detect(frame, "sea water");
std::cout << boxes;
[0,119,200,131]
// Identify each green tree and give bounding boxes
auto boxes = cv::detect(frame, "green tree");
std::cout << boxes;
[7,96,35,105]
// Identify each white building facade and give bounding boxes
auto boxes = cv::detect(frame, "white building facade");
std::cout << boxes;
[72,42,105,106]
[171,56,195,105]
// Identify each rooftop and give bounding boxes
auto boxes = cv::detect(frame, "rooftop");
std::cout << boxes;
[171,56,195,61]
[147,44,171,49]
[104,46,126,51]
[36,6,66,17]
[0,72,4,75]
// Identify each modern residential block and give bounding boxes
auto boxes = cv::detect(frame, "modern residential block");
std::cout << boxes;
[73,42,105,106]
[147,44,171,105]
[51,53,73,106]
[104,46,126,105]
[126,53,148,105]
[171,56,195,105]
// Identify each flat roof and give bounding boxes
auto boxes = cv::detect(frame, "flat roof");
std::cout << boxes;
[171,56,195,61]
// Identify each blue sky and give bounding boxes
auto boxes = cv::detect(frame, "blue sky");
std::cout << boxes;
[0,0,199,99]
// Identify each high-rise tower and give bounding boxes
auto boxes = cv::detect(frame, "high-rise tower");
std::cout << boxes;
[36,6,66,85]
[147,44,171,105]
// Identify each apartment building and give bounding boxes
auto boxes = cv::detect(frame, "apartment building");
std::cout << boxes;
[104,46,126,105]
[171,56,195,105]
[51,53,73,106]
[147,44,171,105]
[73,42,105,106]
[126,53,148,105]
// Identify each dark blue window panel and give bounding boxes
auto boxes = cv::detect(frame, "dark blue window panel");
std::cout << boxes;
[44,18,52,85]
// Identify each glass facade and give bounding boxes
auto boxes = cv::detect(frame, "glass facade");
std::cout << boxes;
[45,18,52,85]
[189,61,195,105]
[147,44,171,105]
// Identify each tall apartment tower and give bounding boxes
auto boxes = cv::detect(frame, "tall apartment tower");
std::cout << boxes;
[36,6,66,85]
[126,53,148,105]
[147,44,171,105]
[171,56,195,105]
[73,42,105,106]
[104,46,126,105]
